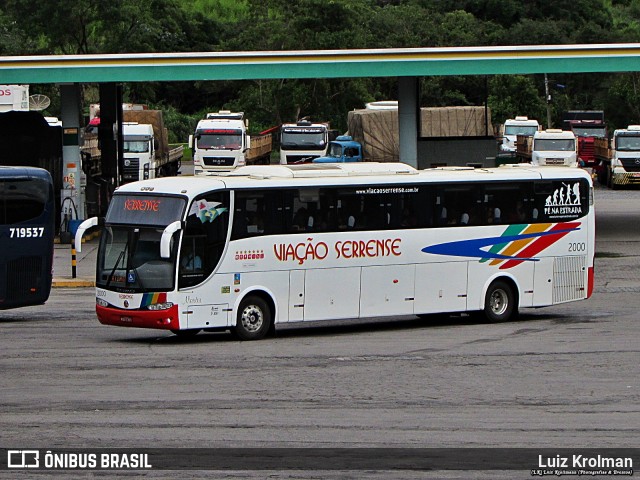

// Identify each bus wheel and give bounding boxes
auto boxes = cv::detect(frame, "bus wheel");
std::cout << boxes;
[234,296,272,340]
[484,280,517,323]
[171,329,201,337]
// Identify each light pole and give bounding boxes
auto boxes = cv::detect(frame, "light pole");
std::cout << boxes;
[545,73,552,128]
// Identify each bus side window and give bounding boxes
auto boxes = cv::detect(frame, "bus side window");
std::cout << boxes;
[180,191,229,289]
[232,206,248,238]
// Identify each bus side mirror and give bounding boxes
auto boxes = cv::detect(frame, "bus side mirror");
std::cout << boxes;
[160,220,182,258]
[188,134,194,149]
[74,217,100,253]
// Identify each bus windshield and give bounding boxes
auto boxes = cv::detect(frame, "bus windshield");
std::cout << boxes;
[97,194,187,292]
[97,226,177,291]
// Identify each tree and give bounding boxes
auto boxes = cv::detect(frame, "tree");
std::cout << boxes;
[2,0,194,54]
[488,75,546,126]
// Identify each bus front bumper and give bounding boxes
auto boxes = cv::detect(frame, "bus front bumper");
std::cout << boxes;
[96,304,181,330]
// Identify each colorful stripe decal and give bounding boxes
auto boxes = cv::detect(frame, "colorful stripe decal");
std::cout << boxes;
[499,222,580,269]
[422,222,581,270]
[480,224,526,263]
[488,223,551,266]
[140,292,167,307]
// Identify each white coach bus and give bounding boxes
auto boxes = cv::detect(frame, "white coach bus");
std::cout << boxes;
[76,163,595,340]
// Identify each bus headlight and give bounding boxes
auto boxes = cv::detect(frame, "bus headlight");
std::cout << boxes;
[96,298,109,307]
[147,302,174,311]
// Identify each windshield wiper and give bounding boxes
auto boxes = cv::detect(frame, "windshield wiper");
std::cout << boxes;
[106,244,128,288]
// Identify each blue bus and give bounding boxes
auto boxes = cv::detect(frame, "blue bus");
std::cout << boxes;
[0,166,55,309]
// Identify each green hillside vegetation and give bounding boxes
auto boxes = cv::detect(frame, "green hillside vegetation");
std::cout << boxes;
[2,0,640,140]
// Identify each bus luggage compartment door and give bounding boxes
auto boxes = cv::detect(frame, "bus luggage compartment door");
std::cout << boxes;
[303,267,361,321]
[186,303,230,329]
[360,264,415,317]
[414,262,468,314]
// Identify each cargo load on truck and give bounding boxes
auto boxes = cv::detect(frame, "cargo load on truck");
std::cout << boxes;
[82,105,183,183]
[121,109,183,181]
[347,105,494,163]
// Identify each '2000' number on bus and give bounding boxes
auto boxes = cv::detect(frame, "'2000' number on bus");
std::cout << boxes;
[9,227,45,238]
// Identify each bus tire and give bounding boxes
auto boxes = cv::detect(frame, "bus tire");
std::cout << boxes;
[234,295,272,340]
[483,280,517,323]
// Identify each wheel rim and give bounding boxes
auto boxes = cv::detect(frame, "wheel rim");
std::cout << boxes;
[489,288,509,317]
[240,304,264,332]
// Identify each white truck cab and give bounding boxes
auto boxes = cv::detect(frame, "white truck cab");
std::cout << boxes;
[190,111,250,174]
[501,116,540,153]
[532,129,578,167]
[122,122,155,182]
[279,121,329,164]
[610,125,640,184]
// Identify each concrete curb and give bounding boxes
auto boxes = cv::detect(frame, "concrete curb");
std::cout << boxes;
[52,278,95,288]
